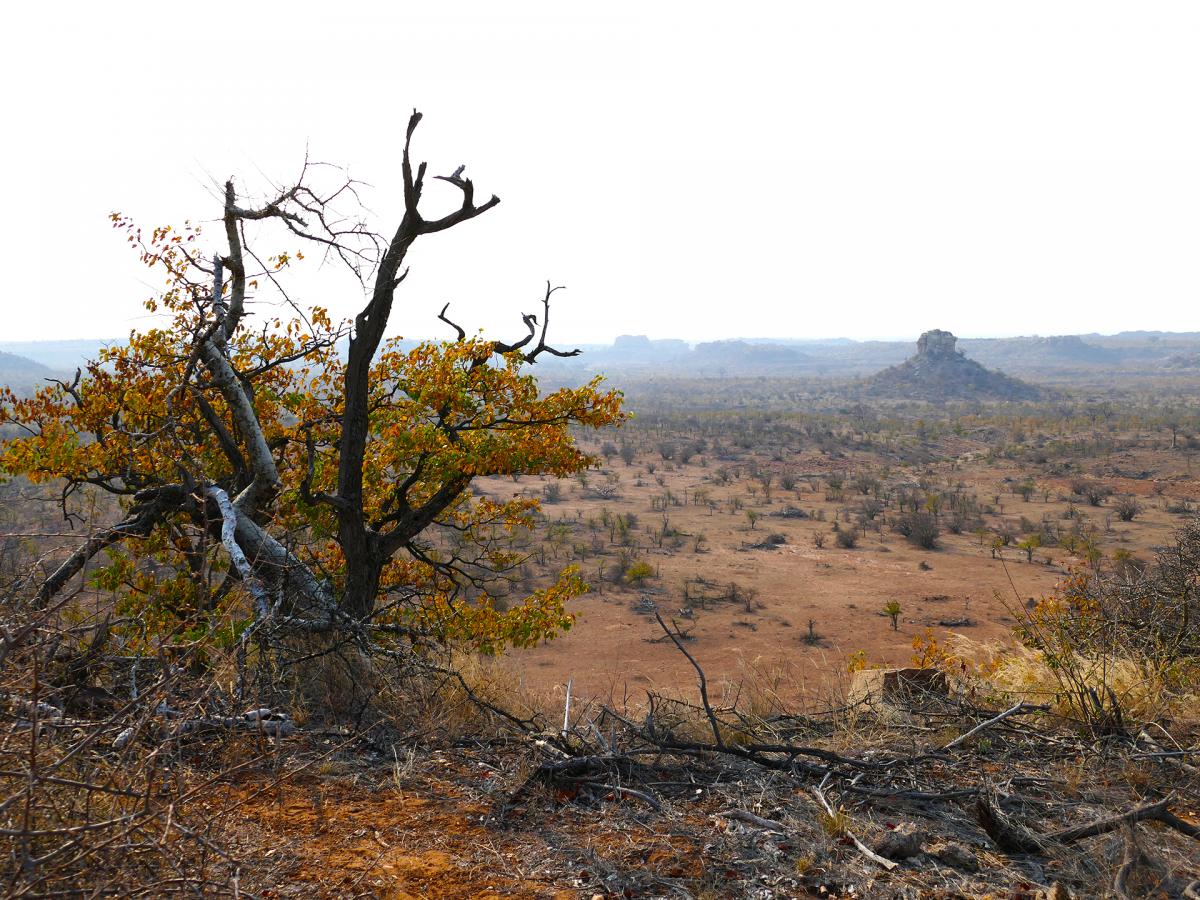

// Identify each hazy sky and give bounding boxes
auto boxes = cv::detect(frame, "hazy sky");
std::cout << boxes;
[4,2,1198,344]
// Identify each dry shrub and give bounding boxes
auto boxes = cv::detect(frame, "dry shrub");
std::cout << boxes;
[717,651,857,724]
[902,521,1200,735]
[623,651,869,753]
[717,655,804,721]
[949,635,1194,728]
[933,629,1200,738]
[0,594,249,894]
[377,651,552,742]
[640,693,751,746]
[277,632,381,726]
[833,527,859,549]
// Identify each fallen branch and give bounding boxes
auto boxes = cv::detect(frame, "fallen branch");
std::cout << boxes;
[1049,795,1199,844]
[978,789,1199,858]
[499,753,644,815]
[811,779,899,871]
[716,807,786,832]
[583,782,662,812]
[941,702,1048,751]
[974,789,1046,854]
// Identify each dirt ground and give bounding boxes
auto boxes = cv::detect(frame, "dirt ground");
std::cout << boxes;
[201,715,1200,899]
[482,440,1199,707]
[205,748,739,899]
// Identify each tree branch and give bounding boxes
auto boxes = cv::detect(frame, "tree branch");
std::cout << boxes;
[204,485,271,620]
[34,485,193,609]
[335,109,499,618]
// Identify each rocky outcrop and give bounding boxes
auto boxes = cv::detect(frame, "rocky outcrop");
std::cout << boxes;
[848,667,948,705]
[916,329,958,358]
[865,330,1046,401]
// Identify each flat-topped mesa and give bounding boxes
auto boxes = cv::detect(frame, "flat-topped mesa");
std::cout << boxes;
[916,329,958,358]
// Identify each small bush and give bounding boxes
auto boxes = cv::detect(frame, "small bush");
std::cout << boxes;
[803,619,821,645]
[1070,478,1113,506]
[623,560,656,584]
[834,527,859,549]
[895,511,940,550]
[1113,495,1141,522]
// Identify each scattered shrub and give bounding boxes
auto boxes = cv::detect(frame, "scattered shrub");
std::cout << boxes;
[1112,495,1141,522]
[623,560,656,584]
[895,511,940,550]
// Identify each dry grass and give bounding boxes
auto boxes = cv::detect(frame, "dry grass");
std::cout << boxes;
[974,638,1200,726]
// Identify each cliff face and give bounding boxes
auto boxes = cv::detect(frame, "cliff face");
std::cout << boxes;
[865,330,1045,401]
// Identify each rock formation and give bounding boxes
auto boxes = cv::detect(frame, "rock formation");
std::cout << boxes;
[916,329,959,358]
[864,330,1045,401]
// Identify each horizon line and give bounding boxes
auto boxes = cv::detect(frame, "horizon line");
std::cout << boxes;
[4,328,1199,348]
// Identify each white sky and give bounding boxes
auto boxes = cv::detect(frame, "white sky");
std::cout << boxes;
[3,1,1199,344]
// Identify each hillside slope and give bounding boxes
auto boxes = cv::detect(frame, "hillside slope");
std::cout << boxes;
[0,351,60,396]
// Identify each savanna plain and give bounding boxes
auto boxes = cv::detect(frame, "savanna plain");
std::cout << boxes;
[3,354,1199,898]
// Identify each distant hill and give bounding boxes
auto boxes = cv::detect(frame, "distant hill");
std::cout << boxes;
[1164,353,1200,370]
[0,351,61,396]
[608,335,690,363]
[691,340,810,372]
[0,339,114,372]
[961,334,1117,369]
[864,330,1045,401]
[7,330,1200,387]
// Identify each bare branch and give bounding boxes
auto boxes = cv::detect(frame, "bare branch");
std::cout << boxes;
[204,485,271,620]
[437,303,466,341]
[489,283,580,362]
[654,609,724,749]
[811,779,899,871]
[524,282,582,362]
[940,702,1048,751]
[34,485,193,609]
[46,369,83,408]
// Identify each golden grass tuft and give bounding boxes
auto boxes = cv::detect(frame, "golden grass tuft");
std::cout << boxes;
[946,634,1200,729]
